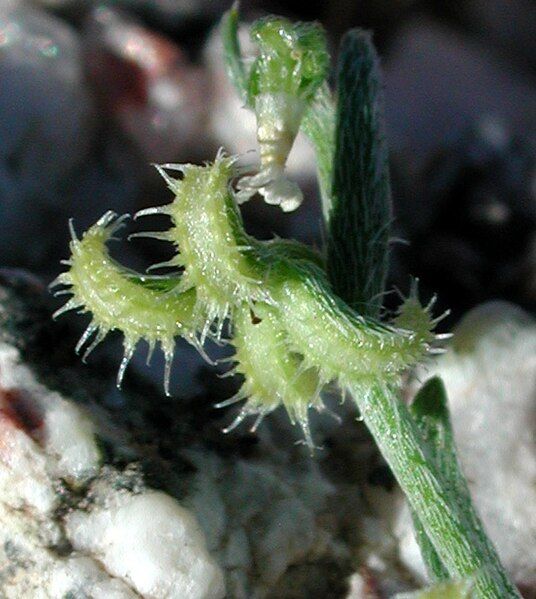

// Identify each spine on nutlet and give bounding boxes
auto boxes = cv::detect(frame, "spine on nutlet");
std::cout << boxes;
[50,211,199,395]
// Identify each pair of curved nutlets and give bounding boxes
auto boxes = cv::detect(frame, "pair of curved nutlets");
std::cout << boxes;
[51,152,440,448]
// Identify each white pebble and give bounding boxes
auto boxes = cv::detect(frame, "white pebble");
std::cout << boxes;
[65,489,226,599]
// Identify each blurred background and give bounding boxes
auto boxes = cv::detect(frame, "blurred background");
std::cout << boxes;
[1,0,535,361]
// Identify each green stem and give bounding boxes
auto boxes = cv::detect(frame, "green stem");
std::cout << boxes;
[351,382,520,598]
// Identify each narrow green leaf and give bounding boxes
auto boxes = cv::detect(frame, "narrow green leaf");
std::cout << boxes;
[221,2,249,105]
[411,377,479,526]
[409,376,515,593]
[327,29,392,317]
[412,513,451,581]
[301,83,336,220]
[409,377,472,580]
[411,377,460,482]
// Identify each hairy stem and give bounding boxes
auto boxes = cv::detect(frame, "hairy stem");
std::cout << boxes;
[351,383,520,598]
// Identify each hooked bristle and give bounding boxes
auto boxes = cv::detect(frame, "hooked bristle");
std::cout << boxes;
[117,343,136,388]
[134,206,171,219]
[49,272,72,289]
[52,298,83,320]
[222,407,250,434]
[128,231,171,242]
[146,257,182,272]
[146,341,156,366]
[82,328,107,362]
[68,219,79,243]
[154,164,180,192]
[163,349,174,397]
[75,322,98,354]
[214,390,248,410]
